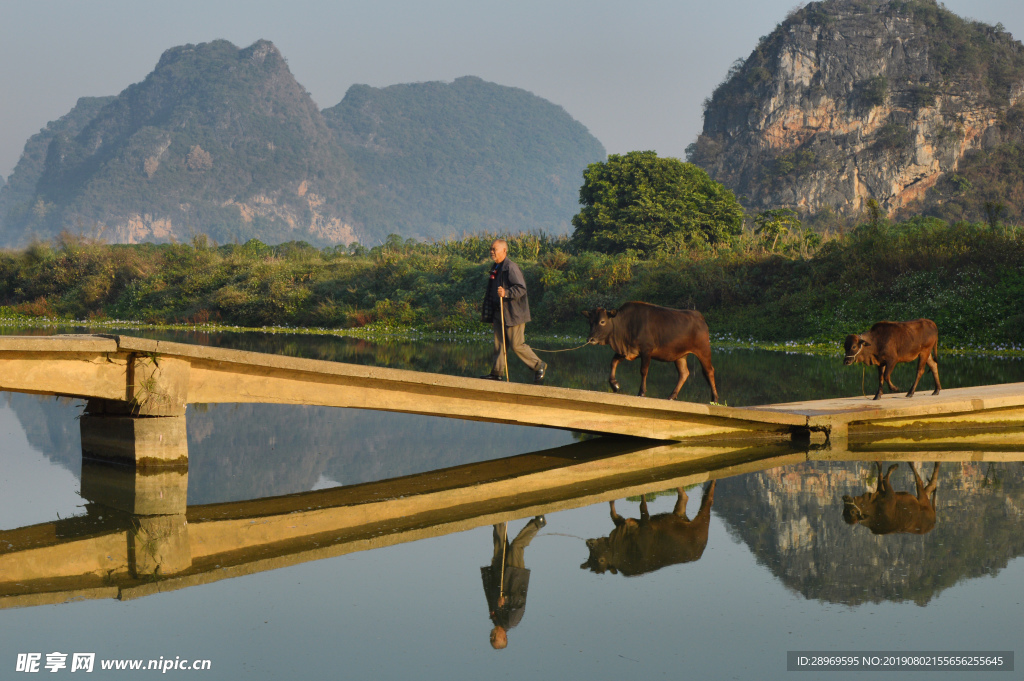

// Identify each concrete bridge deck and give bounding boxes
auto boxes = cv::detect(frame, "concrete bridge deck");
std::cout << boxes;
[2,334,1024,444]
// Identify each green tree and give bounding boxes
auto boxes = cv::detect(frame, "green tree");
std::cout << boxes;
[984,201,1007,229]
[570,151,744,255]
[754,208,801,252]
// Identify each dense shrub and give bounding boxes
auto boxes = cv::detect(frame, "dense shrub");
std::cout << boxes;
[1,216,1022,345]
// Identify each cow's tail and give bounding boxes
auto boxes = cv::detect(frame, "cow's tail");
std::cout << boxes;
[933,337,939,361]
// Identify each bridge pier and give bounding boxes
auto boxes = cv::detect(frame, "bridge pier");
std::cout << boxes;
[79,412,191,576]
[80,411,189,467]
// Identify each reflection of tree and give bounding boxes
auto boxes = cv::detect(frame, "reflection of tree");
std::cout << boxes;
[714,461,1024,606]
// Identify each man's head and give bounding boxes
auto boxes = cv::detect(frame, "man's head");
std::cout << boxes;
[489,626,508,649]
[490,239,508,264]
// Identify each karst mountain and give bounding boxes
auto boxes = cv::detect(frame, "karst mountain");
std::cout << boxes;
[0,40,605,247]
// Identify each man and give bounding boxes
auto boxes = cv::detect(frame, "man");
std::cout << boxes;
[480,239,547,383]
[481,516,546,649]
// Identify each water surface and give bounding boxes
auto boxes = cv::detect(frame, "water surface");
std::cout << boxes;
[1,331,1022,679]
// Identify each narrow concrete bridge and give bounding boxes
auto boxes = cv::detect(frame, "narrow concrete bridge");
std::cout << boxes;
[2,334,1024,467]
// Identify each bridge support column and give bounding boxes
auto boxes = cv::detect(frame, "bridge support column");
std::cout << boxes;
[85,354,190,417]
[80,459,188,516]
[80,352,191,468]
[126,514,191,577]
[825,422,849,450]
[80,414,188,467]
[80,445,191,577]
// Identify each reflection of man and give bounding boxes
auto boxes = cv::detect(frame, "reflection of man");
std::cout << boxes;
[480,239,547,383]
[481,516,546,649]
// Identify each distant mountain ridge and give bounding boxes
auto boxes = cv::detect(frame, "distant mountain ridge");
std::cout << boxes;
[689,0,1024,223]
[0,40,605,247]
[324,76,605,239]
[0,96,115,233]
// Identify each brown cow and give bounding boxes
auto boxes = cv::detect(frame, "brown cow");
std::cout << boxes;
[842,462,940,535]
[580,482,715,576]
[583,302,719,402]
[843,319,941,400]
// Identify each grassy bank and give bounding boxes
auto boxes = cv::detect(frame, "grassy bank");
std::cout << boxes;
[1,218,1022,354]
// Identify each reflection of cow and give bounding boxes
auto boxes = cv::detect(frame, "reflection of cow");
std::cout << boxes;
[581,481,715,576]
[842,462,940,535]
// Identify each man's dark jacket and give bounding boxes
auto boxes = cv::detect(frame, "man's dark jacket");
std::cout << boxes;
[481,564,530,630]
[481,258,531,326]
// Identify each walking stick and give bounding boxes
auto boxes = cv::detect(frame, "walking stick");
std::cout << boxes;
[499,522,508,601]
[499,295,510,382]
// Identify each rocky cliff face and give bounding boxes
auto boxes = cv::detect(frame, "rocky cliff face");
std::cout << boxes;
[0,40,357,248]
[690,0,1024,221]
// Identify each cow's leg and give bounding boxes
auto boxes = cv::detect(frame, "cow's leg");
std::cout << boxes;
[669,356,690,400]
[910,462,926,497]
[924,462,940,499]
[927,351,942,395]
[694,349,720,404]
[875,362,897,399]
[873,461,885,492]
[907,353,929,397]
[637,352,652,397]
[695,480,716,523]
[883,463,898,493]
[610,500,624,527]
[885,362,899,392]
[608,354,625,393]
[639,497,650,521]
[673,487,690,519]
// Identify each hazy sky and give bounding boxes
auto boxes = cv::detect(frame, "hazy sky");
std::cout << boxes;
[1,0,1022,179]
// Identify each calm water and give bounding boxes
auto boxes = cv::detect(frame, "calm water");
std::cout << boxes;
[2,330,1023,679]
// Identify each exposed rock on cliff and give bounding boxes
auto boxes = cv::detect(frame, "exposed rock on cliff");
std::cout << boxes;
[689,0,1024,222]
[1,40,356,248]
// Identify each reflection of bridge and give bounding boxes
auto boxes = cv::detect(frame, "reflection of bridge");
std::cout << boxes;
[3,335,1024,461]
[3,428,1024,609]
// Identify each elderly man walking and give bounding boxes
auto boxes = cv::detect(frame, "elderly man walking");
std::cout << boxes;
[480,239,547,383]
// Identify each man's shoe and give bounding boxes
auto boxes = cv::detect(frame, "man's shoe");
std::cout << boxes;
[535,515,546,528]
[479,373,502,380]
[534,362,547,384]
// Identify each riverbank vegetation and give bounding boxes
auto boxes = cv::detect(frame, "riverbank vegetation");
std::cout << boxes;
[1,214,1022,353]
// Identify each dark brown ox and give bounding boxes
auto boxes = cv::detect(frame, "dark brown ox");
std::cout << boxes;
[583,302,719,402]
[581,482,715,576]
[843,319,941,400]
[842,462,940,535]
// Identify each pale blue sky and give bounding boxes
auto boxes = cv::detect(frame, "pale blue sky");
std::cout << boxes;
[1,0,1022,179]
